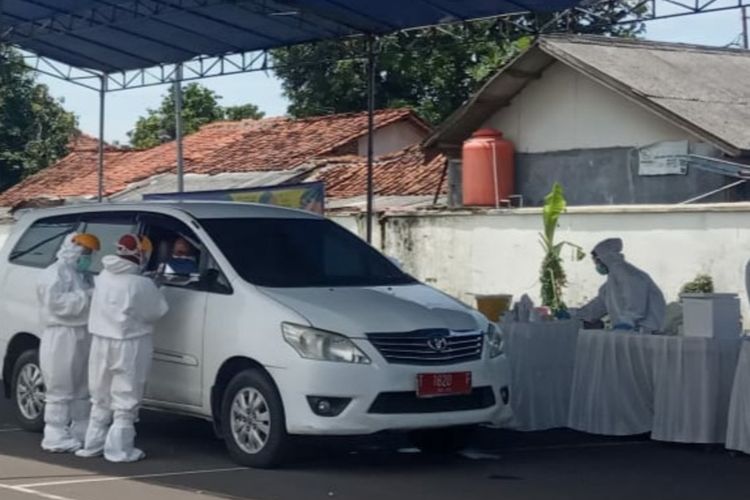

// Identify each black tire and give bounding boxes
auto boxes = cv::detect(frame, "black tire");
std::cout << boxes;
[408,425,475,454]
[221,369,289,468]
[11,349,45,432]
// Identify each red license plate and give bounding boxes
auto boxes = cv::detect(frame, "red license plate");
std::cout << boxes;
[417,372,472,398]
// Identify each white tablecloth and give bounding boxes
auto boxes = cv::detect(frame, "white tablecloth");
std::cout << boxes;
[726,339,750,454]
[568,330,658,435]
[504,320,580,430]
[651,336,741,444]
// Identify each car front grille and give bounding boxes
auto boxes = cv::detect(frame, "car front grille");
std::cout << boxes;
[367,329,483,365]
[368,387,496,414]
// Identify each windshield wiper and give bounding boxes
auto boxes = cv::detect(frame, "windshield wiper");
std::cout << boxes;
[9,228,74,262]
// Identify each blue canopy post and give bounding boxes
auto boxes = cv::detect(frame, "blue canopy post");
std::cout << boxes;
[174,63,184,194]
[366,36,376,244]
[97,75,106,202]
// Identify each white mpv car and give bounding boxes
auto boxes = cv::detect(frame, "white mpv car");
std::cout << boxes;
[0,202,511,467]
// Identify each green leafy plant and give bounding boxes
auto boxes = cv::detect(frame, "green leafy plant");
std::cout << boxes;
[539,183,585,314]
[680,274,714,295]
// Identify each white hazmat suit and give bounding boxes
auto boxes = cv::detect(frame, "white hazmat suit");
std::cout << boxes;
[37,235,93,452]
[578,238,666,334]
[77,253,168,462]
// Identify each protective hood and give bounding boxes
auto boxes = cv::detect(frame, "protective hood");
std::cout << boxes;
[56,234,84,265]
[37,235,90,328]
[593,238,625,268]
[101,255,140,275]
[261,284,480,338]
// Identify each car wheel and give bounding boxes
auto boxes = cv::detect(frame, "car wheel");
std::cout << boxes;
[221,369,289,468]
[11,349,45,432]
[408,425,475,454]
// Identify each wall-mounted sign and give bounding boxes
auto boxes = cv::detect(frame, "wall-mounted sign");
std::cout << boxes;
[638,140,689,176]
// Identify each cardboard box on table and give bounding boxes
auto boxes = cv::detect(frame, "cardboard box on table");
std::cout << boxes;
[681,293,741,339]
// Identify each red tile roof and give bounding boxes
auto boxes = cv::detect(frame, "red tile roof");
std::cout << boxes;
[0,134,131,208]
[0,109,429,206]
[309,145,446,199]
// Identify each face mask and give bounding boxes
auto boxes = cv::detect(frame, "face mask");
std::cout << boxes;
[595,262,609,276]
[171,255,195,261]
[76,255,92,272]
[167,256,197,275]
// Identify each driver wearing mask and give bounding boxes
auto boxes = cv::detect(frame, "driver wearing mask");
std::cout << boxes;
[164,237,198,276]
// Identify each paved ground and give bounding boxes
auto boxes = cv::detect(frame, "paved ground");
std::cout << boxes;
[0,396,748,500]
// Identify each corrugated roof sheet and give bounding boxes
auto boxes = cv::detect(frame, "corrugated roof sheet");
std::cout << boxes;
[0,1,580,72]
[112,144,446,209]
[111,170,308,201]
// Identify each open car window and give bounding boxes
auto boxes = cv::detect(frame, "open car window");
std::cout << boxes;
[80,213,138,274]
[139,213,231,294]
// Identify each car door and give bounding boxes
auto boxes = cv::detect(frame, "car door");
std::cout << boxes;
[138,213,208,408]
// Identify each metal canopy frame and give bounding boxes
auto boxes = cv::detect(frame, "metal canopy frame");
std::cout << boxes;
[2,0,749,243]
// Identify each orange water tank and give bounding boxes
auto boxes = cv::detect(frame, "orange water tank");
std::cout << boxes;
[462,128,515,207]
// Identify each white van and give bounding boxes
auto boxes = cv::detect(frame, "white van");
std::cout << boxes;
[0,202,511,467]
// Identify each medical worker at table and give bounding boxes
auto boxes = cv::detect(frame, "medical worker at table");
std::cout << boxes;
[577,238,666,334]
[37,233,100,452]
[76,233,168,462]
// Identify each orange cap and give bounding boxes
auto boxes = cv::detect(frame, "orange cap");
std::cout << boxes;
[73,233,101,252]
[140,235,153,254]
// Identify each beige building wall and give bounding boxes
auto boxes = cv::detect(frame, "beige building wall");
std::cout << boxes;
[483,62,701,153]
[358,121,428,157]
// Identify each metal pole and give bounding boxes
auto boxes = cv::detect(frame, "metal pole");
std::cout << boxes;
[366,37,376,243]
[0,0,5,41]
[97,76,106,202]
[174,63,184,193]
[743,6,749,49]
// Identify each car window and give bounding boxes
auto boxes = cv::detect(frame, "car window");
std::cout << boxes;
[140,213,231,294]
[200,218,415,288]
[9,215,81,268]
[80,213,137,273]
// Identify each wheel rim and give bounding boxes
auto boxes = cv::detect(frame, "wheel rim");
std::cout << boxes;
[230,388,271,455]
[16,363,44,421]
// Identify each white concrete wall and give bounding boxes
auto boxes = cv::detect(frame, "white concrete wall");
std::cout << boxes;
[334,204,750,324]
[358,121,428,157]
[484,62,700,153]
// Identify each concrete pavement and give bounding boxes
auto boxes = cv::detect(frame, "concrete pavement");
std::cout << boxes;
[0,396,748,500]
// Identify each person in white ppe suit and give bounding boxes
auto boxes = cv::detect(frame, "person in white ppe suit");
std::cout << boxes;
[37,232,100,452]
[76,234,168,462]
[577,238,666,334]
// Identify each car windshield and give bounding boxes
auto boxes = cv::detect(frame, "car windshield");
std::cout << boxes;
[200,218,416,288]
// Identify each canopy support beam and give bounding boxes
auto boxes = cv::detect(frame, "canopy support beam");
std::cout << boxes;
[366,36,376,244]
[174,63,184,194]
[97,76,107,202]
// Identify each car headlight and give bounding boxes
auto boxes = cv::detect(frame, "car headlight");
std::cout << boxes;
[282,323,371,364]
[486,323,504,358]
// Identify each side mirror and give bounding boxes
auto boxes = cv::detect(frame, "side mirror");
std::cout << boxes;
[200,269,220,287]
[200,269,232,294]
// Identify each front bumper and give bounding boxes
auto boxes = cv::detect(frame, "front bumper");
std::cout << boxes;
[268,353,513,435]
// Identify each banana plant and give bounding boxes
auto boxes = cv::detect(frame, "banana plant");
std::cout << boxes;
[539,183,584,315]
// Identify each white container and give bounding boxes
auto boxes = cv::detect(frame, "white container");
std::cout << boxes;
[681,293,741,338]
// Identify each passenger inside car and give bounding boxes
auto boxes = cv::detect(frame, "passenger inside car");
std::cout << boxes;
[164,237,199,276]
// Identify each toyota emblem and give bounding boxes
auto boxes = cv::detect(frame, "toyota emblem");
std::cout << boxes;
[427,335,448,352]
